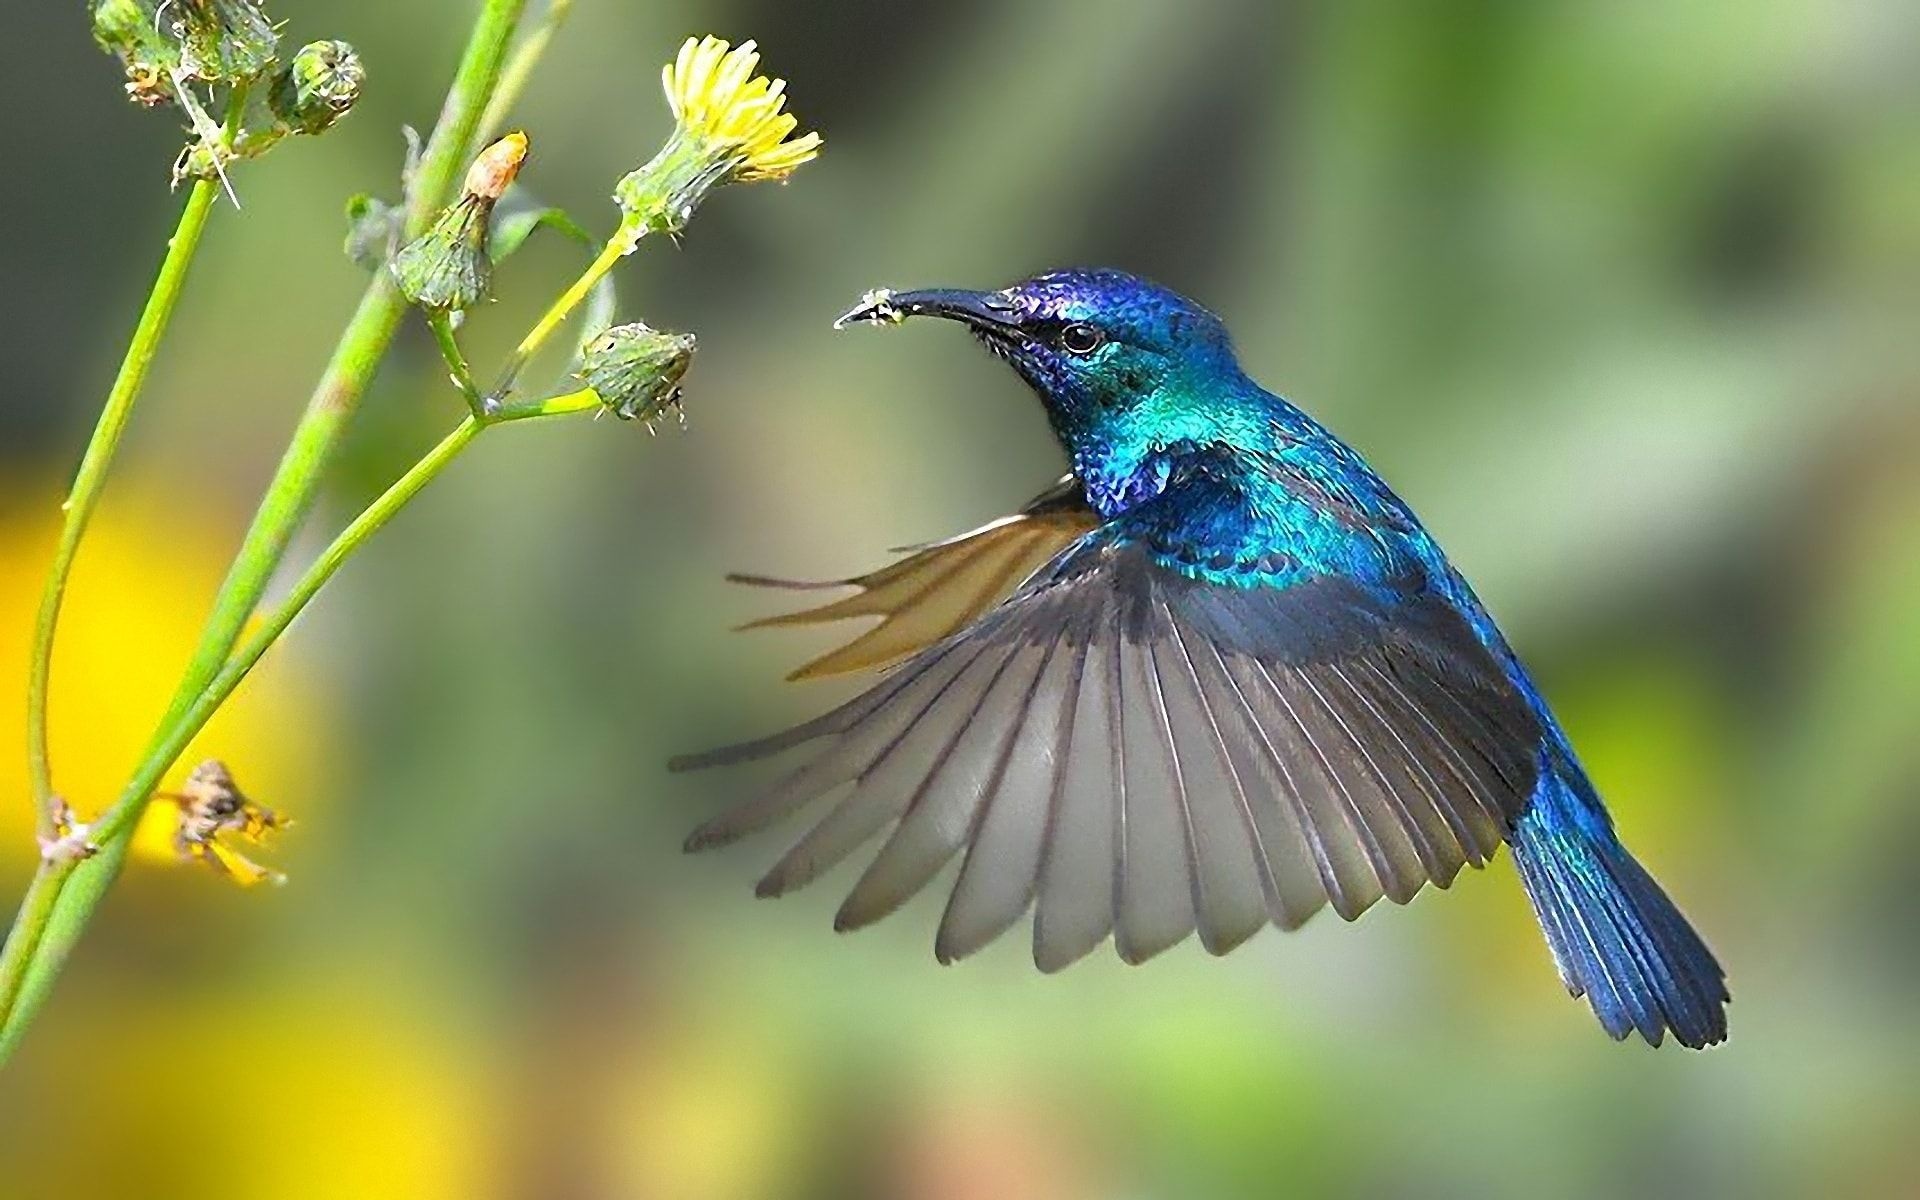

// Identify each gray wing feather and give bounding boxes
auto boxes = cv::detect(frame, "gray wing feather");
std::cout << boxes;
[1152,612,1270,954]
[1033,591,1119,970]
[935,607,1088,963]
[679,541,1542,965]
[835,634,1053,931]
[1113,613,1198,963]
[755,645,1009,896]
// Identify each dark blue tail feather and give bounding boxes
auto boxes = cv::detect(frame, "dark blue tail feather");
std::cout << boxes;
[1511,774,1729,1048]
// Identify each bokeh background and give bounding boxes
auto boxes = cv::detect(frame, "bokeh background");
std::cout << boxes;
[2,1,1917,1197]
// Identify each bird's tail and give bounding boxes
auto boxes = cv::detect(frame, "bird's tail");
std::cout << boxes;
[1511,770,1729,1048]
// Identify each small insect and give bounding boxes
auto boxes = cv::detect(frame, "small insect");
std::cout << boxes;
[162,759,288,887]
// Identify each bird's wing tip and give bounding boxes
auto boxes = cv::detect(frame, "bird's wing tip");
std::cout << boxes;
[726,571,851,592]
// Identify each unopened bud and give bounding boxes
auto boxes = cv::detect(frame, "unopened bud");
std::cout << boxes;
[391,136,532,312]
[578,323,697,421]
[269,40,364,136]
[91,0,183,106]
[392,199,492,313]
[174,0,279,86]
[462,131,529,201]
[91,0,156,54]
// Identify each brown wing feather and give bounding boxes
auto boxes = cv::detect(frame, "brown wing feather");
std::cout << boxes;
[732,478,1100,680]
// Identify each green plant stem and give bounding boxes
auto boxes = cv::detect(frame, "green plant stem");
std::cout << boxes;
[427,309,489,417]
[492,229,631,398]
[89,418,482,852]
[0,872,64,1037]
[24,179,220,839]
[478,0,575,143]
[0,0,528,1063]
[489,385,603,422]
[24,88,250,839]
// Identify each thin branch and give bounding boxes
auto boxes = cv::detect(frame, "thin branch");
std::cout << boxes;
[25,86,249,839]
[427,309,492,418]
[478,0,575,144]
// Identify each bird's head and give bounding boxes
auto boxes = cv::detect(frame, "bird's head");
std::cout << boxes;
[837,269,1245,450]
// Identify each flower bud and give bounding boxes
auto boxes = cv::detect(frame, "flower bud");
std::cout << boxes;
[391,198,493,313]
[462,130,529,201]
[91,0,158,56]
[390,135,527,313]
[175,40,369,183]
[269,40,364,136]
[91,0,183,106]
[578,323,697,421]
[174,0,279,86]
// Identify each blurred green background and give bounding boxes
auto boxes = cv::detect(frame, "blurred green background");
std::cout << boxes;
[2,1,1917,1197]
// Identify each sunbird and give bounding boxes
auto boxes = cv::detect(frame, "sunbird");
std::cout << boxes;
[677,269,1729,1048]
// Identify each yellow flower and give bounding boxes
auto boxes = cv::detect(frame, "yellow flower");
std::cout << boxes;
[614,35,821,239]
[662,36,821,182]
[8,974,486,1200]
[0,473,329,878]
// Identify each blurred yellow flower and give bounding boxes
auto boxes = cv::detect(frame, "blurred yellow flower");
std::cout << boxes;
[611,1009,802,1200]
[0,475,329,877]
[662,36,821,183]
[7,973,484,1200]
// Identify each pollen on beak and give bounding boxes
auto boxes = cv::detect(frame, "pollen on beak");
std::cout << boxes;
[833,287,1022,336]
[832,289,905,329]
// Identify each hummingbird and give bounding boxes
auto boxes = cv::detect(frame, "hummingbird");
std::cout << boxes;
[676,269,1729,1048]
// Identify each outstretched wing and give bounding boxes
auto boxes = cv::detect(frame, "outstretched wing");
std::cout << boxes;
[729,477,1099,680]
[677,539,1543,970]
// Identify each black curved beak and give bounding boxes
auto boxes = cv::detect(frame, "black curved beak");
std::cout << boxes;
[833,287,1024,337]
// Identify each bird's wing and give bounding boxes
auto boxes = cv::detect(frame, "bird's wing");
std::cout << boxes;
[676,539,1542,970]
[729,476,1100,680]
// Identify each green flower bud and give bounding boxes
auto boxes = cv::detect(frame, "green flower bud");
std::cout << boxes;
[91,0,159,55]
[578,323,697,422]
[91,0,182,106]
[175,40,367,184]
[391,196,493,313]
[270,41,364,136]
[174,0,279,86]
[390,134,528,313]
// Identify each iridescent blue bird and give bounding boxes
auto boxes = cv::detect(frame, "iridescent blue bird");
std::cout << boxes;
[677,269,1729,1048]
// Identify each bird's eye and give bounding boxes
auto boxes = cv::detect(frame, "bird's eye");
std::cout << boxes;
[1058,322,1105,355]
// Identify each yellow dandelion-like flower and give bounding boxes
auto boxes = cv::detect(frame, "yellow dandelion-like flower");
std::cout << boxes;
[613,34,822,241]
[662,36,821,182]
